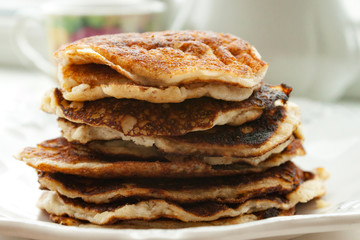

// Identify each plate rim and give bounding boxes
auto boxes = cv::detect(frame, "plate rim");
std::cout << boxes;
[1,211,360,240]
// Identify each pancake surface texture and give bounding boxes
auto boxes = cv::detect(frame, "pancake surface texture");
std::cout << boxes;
[37,161,306,204]
[37,168,325,224]
[48,208,296,228]
[54,102,301,166]
[55,31,268,102]
[42,84,291,137]
[17,137,305,178]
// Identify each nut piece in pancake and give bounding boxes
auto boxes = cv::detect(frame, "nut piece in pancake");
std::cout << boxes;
[56,31,268,102]
[37,161,307,204]
[37,171,325,224]
[16,137,305,178]
[41,83,291,137]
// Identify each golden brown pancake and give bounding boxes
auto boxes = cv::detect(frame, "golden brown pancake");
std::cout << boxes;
[59,64,260,103]
[55,31,268,102]
[42,84,291,137]
[85,134,303,166]
[37,161,308,204]
[41,190,298,224]
[157,103,300,159]
[48,208,296,228]
[17,137,305,178]
[55,102,301,164]
[37,171,325,224]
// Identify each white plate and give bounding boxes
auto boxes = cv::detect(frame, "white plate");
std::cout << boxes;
[1,71,360,240]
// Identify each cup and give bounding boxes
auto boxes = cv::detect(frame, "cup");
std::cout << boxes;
[186,0,360,101]
[14,0,190,77]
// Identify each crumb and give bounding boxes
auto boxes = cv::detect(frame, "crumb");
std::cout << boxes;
[314,167,330,181]
[294,125,305,140]
[316,199,331,208]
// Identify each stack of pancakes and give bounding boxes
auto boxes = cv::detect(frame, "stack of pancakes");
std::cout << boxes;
[17,31,327,228]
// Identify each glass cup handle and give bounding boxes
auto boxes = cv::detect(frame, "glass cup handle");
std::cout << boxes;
[13,8,56,78]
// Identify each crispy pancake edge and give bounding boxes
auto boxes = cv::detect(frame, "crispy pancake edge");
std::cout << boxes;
[55,31,268,88]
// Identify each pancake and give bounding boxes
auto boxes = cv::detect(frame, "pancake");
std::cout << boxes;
[59,64,259,103]
[42,84,291,137]
[17,137,305,178]
[37,161,308,204]
[56,102,301,163]
[99,135,295,166]
[86,133,303,166]
[37,172,326,224]
[48,208,296,228]
[39,191,295,224]
[55,31,268,102]
[157,103,300,158]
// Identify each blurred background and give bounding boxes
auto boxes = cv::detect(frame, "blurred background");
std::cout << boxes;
[0,0,359,100]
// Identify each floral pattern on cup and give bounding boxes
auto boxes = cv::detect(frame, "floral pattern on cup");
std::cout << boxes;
[46,14,161,52]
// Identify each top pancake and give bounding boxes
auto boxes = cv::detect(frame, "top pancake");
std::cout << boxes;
[55,31,268,102]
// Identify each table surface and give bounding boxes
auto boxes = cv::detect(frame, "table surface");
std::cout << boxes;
[0,67,359,240]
